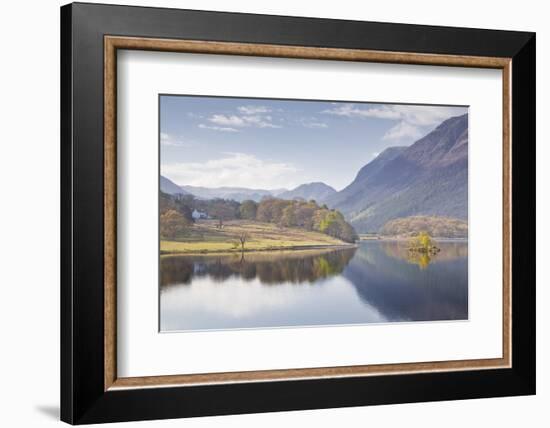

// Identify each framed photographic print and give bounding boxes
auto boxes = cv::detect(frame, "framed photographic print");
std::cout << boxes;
[61,2,536,424]
[158,95,470,333]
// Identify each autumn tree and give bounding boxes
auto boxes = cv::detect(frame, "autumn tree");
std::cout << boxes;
[256,198,289,223]
[254,198,358,243]
[208,199,239,228]
[313,209,358,243]
[239,200,258,220]
[160,209,191,240]
[293,201,318,230]
[279,203,297,227]
[173,194,196,222]
[160,191,177,215]
[417,231,433,248]
[411,232,436,250]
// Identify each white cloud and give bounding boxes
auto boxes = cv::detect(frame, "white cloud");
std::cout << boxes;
[237,105,271,114]
[208,114,246,127]
[372,152,380,158]
[198,124,239,132]
[297,116,329,129]
[160,133,194,147]
[206,113,281,129]
[323,103,466,127]
[391,105,466,126]
[241,115,281,128]
[323,104,401,120]
[382,121,423,141]
[302,121,328,129]
[323,103,466,141]
[162,152,299,188]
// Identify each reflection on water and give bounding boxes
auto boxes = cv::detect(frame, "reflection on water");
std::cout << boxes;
[381,240,468,269]
[160,241,468,331]
[161,248,357,287]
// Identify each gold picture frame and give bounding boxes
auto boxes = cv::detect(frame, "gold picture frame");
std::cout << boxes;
[103,36,512,391]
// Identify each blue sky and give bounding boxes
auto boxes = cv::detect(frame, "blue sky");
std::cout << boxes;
[160,95,467,191]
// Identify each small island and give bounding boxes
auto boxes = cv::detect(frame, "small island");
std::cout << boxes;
[373,216,468,268]
[407,231,440,255]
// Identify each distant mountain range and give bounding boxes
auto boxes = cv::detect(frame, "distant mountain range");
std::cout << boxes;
[278,182,336,203]
[161,113,468,233]
[180,185,286,202]
[160,177,285,202]
[160,179,336,204]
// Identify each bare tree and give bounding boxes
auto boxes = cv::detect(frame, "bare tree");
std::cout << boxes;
[238,233,248,251]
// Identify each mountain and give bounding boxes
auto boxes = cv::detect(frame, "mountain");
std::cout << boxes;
[179,185,286,202]
[278,182,337,203]
[325,146,407,212]
[160,176,188,195]
[326,114,468,233]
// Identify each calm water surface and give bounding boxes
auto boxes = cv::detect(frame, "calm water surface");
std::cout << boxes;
[160,240,468,331]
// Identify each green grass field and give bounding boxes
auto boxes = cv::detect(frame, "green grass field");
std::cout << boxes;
[161,219,351,255]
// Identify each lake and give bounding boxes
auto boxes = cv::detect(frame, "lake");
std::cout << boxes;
[160,240,468,332]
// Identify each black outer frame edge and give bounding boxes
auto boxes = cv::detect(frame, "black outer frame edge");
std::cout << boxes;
[510,34,536,392]
[60,4,74,425]
[69,1,533,57]
[60,2,536,424]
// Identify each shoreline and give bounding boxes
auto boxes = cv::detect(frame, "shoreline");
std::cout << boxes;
[360,236,468,242]
[161,236,468,257]
[161,243,357,257]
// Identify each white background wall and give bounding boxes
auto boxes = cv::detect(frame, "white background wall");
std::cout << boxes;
[0,0,546,426]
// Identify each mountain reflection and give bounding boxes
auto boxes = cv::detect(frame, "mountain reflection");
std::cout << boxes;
[161,247,357,287]
[343,241,468,322]
[160,241,468,330]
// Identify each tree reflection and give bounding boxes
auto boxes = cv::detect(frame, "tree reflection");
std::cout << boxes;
[406,251,432,269]
[161,247,357,287]
[380,240,468,269]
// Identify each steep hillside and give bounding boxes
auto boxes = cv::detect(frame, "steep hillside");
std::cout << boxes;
[160,176,188,195]
[327,114,468,233]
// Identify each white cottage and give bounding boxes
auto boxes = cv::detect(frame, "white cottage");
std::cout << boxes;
[192,209,208,220]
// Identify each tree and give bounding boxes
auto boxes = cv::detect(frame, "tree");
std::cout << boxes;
[418,231,433,248]
[174,200,194,222]
[239,200,258,220]
[174,194,196,222]
[160,209,191,239]
[292,201,317,230]
[268,200,358,241]
[208,199,238,228]
[279,204,297,227]
[256,198,290,223]
[238,233,249,251]
[312,209,358,243]
[408,231,439,254]
[160,191,177,215]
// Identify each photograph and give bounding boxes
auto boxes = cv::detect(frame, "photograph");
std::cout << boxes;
[159,95,469,332]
